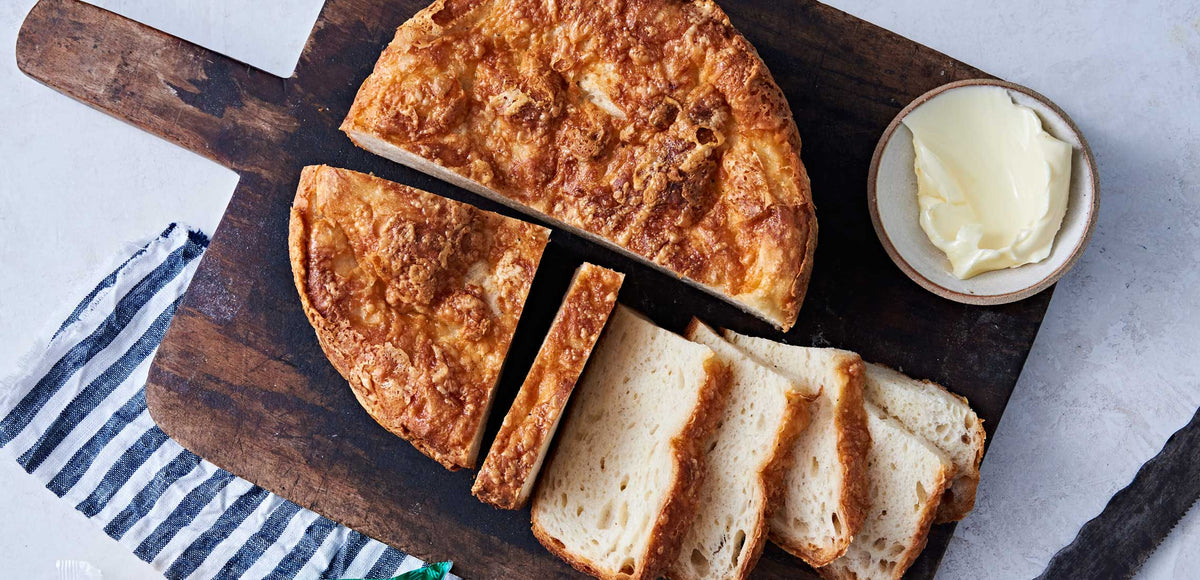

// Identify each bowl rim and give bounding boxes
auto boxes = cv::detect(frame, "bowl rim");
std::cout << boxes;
[867,78,1101,306]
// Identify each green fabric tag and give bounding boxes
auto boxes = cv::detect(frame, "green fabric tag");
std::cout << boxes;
[340,560,453,580]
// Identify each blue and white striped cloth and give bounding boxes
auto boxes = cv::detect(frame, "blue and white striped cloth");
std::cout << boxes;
[0,224,457,580]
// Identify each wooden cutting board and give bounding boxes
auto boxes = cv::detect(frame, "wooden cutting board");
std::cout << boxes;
[17,0,1050,577]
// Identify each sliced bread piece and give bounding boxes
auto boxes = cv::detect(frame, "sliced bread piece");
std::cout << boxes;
[670,321,812,580]
[819,402,953,580]
[720,330,870,567]
[531,306,730,580]
[863,363,986,522]
[473,263,624,509]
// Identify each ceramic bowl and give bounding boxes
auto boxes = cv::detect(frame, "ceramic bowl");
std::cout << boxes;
[868,79,1100,305]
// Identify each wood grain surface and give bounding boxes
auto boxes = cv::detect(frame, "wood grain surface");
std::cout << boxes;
[16,0,1052,577]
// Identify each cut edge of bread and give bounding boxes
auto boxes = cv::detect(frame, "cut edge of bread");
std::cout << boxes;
[343,129,799,331]
[818,402,954,580]
[472,263,623,509]
[530,306,733,580]
[718,329,871,567]
[796,356,870,567]
[441,220,550,469]
[672,319,811,580]
[642,354,731,579]
[863,363,986,523]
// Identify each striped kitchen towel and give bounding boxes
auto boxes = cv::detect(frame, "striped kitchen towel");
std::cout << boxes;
[0,224,458,580]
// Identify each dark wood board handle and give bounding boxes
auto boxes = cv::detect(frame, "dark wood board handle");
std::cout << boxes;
[16,0,1053,577]
[16,0,292,175]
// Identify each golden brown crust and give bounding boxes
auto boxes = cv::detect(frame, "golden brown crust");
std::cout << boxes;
[766,353,870,568]
[472,263,624,509]
[530,352,732,580]
[830,357,871,560]
[288,165,549,470]
[740,378,811,579]
[938,471,981,523]
[646,356,733,579]
[672,318,808,580]
[341,0,816,330]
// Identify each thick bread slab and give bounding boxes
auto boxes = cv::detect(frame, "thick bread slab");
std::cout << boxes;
[531,306,731,580]
[341,0,816,330]
[720,330,870,567]
[288,165,548,470]
[672,321,811,580]
[472,263,624,509]
[863,364,986,522]
[819,403,953,580]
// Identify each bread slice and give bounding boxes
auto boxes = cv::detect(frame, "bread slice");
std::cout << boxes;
[862,364,986,522]
[531,306,730,580]
[473,263,624,509]
[720,330,870,567]
[819,402,953,580]
[670,321,811,580]
[288,165,548,469]
[340,0,817,331]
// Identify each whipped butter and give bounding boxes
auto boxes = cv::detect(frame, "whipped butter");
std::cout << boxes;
[903,86,1073,279]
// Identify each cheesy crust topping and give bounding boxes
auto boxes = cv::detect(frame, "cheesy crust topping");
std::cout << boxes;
[342,0,816,330]
[289,165,549,469]
[472,262,624,509]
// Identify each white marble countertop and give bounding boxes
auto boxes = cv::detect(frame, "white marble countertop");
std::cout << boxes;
[1,1,1197,578]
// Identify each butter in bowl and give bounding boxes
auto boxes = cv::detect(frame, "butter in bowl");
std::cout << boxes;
[868,79,1099,305]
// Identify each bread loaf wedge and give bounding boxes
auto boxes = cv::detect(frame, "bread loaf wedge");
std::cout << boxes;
[531,306,730,580]
[720,330,870,567]
[819,402,953,580]
[670,321,812,580]
[341,0,817,331]
[289,165,548,469]
[473,263,623,509]
[863,364,986,522]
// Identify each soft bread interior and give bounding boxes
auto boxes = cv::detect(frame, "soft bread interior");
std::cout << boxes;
[821,403,952,580]
[345,130,786,328]
[532,306,719,578]
[674,321,808,580]
[863,363,985,521]
[720,330,865,566]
